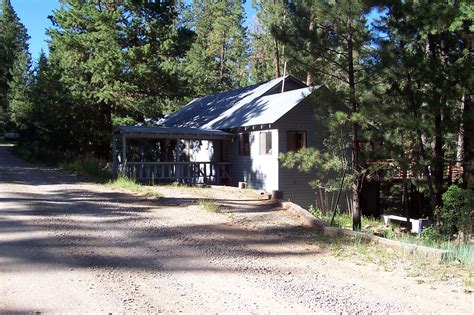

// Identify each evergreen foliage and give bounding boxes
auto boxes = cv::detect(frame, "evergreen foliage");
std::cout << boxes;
[369,0,473,212]
[0,0,30,131]
[44,0,193,156]
[276,0,374,230]
[436,184,473,240]
[184,0,248,96]
[1,0,471,232]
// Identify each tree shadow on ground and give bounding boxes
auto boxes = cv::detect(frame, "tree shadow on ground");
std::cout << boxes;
[0,143,325,275]
[0,185,324,275]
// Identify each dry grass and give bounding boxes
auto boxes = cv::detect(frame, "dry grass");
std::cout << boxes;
[316,234,474,292]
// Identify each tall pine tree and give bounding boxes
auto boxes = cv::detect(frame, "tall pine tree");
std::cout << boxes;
[371,0,473,212]
[184,0,249,96]
[48,0,191,156]
[0,0,30,131]
[277,0,374,230]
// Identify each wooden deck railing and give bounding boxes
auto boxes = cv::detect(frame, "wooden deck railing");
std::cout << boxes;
[365,159,463,181]
[123,161,232,185]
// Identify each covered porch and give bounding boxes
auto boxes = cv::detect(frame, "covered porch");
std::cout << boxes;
[112,126,234,185]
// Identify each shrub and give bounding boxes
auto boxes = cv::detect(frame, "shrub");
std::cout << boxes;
[13,142,66,164]
[436,185,474,241]
[420,226,447,244]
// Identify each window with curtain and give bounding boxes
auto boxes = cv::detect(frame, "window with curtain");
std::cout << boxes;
[287,131,306,151]
[259,131,272,155]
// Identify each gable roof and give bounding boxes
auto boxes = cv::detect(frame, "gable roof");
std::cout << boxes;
[163,75,315,130]
[204,86,319,129]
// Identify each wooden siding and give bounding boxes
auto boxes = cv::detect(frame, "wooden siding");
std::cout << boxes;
[274,99,321,208]
[229,129,279,192]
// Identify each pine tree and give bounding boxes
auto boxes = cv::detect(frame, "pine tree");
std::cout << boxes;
[0,0,30,131]
[48,0,190,156]
[249,0,288,82]
[8,50,32,134]
[371,0,473,213]
[184,0,249,96]
[27,52,88,152]
[277,0,373,230]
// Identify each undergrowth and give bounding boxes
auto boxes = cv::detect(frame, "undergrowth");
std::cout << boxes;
[60,157,111,183]
[308,205,474,266]
[13,142,66,165]
[308,205,381,229]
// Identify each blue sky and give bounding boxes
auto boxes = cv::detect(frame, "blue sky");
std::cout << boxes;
[11,0,60,60]
[11,0,257,61]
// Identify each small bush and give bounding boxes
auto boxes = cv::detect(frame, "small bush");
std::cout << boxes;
[420,226,447,244]
[436,185,474,240]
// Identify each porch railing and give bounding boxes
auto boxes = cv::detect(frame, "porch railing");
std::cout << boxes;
[123,161,232,185]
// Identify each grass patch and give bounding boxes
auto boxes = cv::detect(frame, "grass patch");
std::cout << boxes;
[198,199,221,213]
[308,206,474,266]
[107,176,162,199]
[308,206,382,230]
[317,234,473,289]
[464,272,474,288]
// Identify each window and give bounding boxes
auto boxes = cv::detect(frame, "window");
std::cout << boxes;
[259,131,272,155]
[239,133,250,155]
[287,131,306,151]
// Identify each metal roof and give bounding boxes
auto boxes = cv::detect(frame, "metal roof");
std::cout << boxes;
[163,75,308,129]
[113,126,234,140]
[204,86,320,129]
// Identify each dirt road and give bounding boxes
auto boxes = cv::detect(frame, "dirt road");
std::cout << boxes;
[0,143,471,313]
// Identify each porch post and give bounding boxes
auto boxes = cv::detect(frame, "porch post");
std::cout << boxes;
[121,133,127,174]
[112,133,118,179]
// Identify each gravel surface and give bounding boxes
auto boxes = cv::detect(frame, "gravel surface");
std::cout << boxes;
[0,143,472,313]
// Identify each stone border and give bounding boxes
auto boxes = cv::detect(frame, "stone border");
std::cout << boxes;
[279,201,449,262]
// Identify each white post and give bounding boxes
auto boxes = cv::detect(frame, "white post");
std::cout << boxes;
[121,133,127,174]
[112,133,118,179]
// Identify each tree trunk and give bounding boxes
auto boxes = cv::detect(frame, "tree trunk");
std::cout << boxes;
[219,44,226,83]
[463,93,474,188]
[273,37,280,79]
[97,102,112,158]
[347,21,361,231]
[428,35,445,210]
[461,17,473,189]
[433,110,444,206]
[306,9,315,86]
[456,96,465,168]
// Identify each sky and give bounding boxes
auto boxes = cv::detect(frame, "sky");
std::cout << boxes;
[11,0,60,60]
[11,0,257,61]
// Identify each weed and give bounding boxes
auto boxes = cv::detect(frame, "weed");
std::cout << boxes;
[198,199,221,212]
[464,272,474,288]
[107,176,162,198]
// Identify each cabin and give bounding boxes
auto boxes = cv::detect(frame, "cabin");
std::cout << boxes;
[112,75,327,208]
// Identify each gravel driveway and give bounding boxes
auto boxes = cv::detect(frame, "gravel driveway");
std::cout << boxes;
[0,143,471,313]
